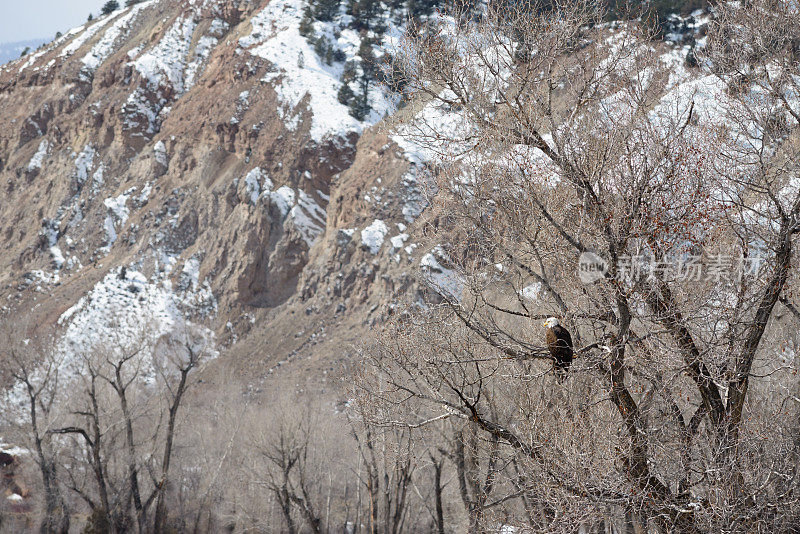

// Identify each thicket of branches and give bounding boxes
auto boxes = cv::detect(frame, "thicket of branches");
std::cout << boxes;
[356,0,800,531]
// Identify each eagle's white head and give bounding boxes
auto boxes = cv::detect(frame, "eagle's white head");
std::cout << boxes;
[543,317,559,329]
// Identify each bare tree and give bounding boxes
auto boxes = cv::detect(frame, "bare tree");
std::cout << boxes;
[348,419,416,534]
[7,318,214,534]
[250,408,324,534]
[1,329,70,534]
[151,326,212,533]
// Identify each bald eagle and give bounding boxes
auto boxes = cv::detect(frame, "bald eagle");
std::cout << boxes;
[543,317,573,382]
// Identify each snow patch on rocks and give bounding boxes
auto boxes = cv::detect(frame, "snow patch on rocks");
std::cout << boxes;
[104,193,131,226]
[243,167,268,205]
[361,220,388,254]
[27,139,50,171]
[132,14,197,93]
[519,282,541,301]
[57,267,213,388]
[185,18,228,90]
[100,192,131,252]
[390,233,409,250]
[272,186,296,217]
[2,265,216,426]
[73,145,96,185]
[154,140,168,166]
[288,190,326,246]
[421,246,464,300]
[60,8,129,60]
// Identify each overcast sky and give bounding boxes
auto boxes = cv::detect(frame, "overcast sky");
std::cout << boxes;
[0,0,105,43]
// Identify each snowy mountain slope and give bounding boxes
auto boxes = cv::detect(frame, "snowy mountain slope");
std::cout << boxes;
[0,0,720,395]
[0,0,423,383]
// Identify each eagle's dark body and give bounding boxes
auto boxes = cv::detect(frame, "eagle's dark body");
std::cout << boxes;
[545,324,574,381]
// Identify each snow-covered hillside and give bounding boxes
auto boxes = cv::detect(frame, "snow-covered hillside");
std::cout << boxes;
[0,0,721,367]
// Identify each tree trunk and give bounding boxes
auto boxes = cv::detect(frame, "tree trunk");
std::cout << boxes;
[153,366,190,533]
[432,457,445,534]
[116,379,145,534]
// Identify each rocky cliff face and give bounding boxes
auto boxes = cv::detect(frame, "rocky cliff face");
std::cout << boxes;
[0,0,431,388]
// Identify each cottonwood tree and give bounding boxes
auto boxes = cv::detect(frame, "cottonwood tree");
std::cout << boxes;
[1,330,71,534]
[247,406,327,534]
[1,317,213,534]
[235,393,440,534]
[54,322,212,534]
[354,358,530,534]
[359,0,800,531]
[347,409,419,534]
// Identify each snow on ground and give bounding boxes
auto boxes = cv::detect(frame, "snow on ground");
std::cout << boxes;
[38,218,67,271]
[243,167,269,204]
[139,181,154,204]
[390,233,409,250]
[16,40,57,72]
[664,10,710,44]
[651,73,728,133]
[391,18,704,170]
[4,10,125,74]
[81,0,157,76]
[288,189,326,246]
[129,9,225,92]
[179,255,201,291]
[361,219,389,254]
[103,215,118,250]
[123,87,162,135]
[99,191,131,252]
[239,0,395,142]
[60,10,126,59]
[73,145,96,185]
[185,34,218,90]
[0,264,218,416]
[272,186,296,216]
[123,12,199,136]
[420,246,464,299]
[26,270,60,288]
[391,90,478,165]
[237,170,326,245]
[104,192,131,226]
[56,267,215,358]
[27,139,50,171]
[91,164,106,194]
[519,282,541,301]
[154,140,168,166]
[50,246,66,270]
[132,13,197,93]
[123,7,226,137]
[185,18,228,90]
[389,15,519,164]
[7,11,126,73]
[0,443,28,456]
[18,48,47,72]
